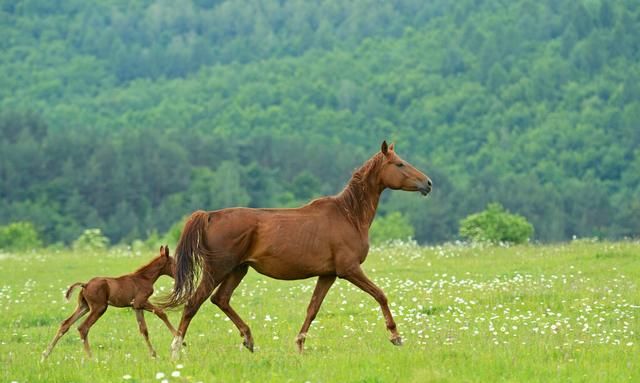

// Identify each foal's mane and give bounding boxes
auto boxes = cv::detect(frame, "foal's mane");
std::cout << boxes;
[334,152,385,228]
[133,255,164,276]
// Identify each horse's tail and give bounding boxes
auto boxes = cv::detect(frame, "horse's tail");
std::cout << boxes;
[157,210,211,309]
[65,282,86,301]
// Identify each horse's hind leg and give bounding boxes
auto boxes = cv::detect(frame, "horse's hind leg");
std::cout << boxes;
[295,275,336,353]
[210,265,253,352]
[135,309,157,358]
[77,303,108,358]
[41,301,89,361]
[171,278,218,360]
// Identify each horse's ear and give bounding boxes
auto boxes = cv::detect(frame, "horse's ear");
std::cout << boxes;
[389,143,395,152]
[381,140,388,154]
[164,245,170,257]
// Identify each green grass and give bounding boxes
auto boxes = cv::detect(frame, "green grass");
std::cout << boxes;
[1,241,639,382]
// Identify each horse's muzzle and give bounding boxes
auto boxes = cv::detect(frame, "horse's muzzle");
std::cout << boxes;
[418,178,432,196]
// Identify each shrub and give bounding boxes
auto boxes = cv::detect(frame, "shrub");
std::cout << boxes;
[459,203,534,244]
[72,228,109,251]
[370,212,415,244]
[0,221,42,251]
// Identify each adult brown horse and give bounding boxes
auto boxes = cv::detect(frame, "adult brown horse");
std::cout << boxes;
[161,141,431,358]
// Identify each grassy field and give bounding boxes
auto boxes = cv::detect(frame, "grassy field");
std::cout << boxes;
[1,240,638,382]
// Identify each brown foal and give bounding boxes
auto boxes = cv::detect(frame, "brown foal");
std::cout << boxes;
[161,141,432,358]
[42,246,177,360]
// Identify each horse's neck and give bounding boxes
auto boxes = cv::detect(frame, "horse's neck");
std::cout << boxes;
[336,165,383,232]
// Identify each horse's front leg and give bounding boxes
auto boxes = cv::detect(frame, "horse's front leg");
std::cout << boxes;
[295,275,336,353]
[342,266,402,346]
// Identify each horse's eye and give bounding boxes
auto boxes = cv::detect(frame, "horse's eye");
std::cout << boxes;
[396,162,404,167]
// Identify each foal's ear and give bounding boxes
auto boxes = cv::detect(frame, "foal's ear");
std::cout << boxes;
[381,140,389,154]
[160,245,168,257]
[388,143,395,152]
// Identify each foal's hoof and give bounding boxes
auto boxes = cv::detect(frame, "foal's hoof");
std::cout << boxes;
[243,339,254,353]
[390,336,403,346]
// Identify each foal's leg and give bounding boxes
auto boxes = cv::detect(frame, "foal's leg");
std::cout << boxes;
[210,265,253,352]
[295,275,336,353]
[343,267,402,345]
[171,278,218,360]
[41,302,89,361]
[77,303,108,358]
[135,309,157,358]
[142,302,178,337]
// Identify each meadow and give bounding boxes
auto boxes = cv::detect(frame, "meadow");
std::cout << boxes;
[1,240,638,382]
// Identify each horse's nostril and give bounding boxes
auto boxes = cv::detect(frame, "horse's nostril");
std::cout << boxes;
[427,179,432,187]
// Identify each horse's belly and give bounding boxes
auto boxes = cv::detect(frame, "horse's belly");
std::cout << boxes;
[247,249,334,280]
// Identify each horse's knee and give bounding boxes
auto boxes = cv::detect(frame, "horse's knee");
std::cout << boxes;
[210,293,229,310]
[182,303,201,319]
[376,292,388,307]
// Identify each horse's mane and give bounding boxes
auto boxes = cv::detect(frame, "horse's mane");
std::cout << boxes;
[334,152,384,228]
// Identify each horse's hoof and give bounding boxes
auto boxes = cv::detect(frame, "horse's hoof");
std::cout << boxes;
[243,339,254,353]
[295,333,306,353]
[170,335,183,360]
[390,336,403,346]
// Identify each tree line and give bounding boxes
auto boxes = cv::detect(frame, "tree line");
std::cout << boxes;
[1,0,639,245]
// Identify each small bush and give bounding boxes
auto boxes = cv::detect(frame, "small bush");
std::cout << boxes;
[72,228,109,251]
[370,212,415,244]
[459,203,534,244]
[0,221,42,251]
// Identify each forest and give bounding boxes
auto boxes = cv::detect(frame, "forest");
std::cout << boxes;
[1,0,639,245]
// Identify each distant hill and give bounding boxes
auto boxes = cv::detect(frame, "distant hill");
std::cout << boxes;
[1,0,639,244]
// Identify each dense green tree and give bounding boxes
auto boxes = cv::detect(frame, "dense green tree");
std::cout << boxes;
[0,0,638,244]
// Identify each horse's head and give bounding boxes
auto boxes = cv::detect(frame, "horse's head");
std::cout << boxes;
[159,245,176,278]
[378,141,432,196]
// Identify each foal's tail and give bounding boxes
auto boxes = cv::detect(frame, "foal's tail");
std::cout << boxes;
[65,282,86,301]
[157,210,211,309]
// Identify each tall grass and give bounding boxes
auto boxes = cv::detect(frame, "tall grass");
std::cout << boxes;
[1,240,638,382]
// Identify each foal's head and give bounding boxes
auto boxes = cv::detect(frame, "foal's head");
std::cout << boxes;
[157,245,175,278]
[377,141,432,195]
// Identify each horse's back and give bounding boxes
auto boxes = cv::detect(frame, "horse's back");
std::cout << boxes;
[203,201,354,280]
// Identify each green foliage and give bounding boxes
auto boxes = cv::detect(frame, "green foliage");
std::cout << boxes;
[370,212,415,244]
[459,203,534,244]
[0,0,638,244]
[0,222,42,251]
[162,217,188,249]
[71,228,109,251]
